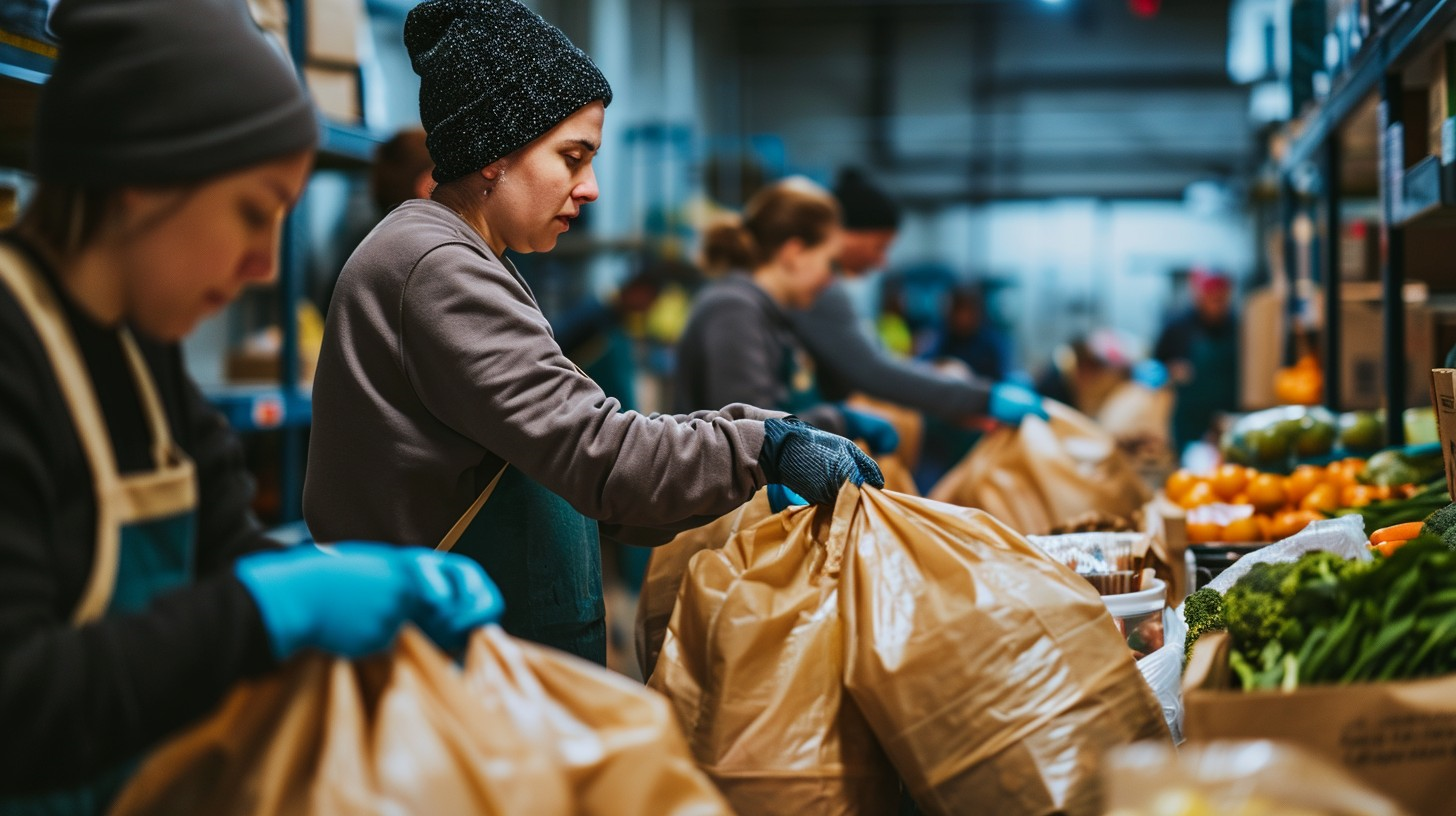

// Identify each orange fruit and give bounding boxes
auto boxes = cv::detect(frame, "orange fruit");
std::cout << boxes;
[1301,483,1340,513]
[1254,513,1277,541]
[1211,463,1250,500]
[1221,516,1262,542]
[1187,521,1224,543]
[1165,470,1200,502]
[1342,484,1378,508]
[1179,481,1217,509]
[1284,465,1324,504]
[1246,474,1288,515]
[1271,509,1320,540]
[1229,492,1250,505]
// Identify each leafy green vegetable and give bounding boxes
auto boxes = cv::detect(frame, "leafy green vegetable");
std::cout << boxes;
[1421,502,1456,538]
[1225,539,1456,691]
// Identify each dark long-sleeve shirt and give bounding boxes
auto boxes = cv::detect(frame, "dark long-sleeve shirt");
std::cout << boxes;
[674,275,847,434]
[787,281,993,420]
[0,238,277,794]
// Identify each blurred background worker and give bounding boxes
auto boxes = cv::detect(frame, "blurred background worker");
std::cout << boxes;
[926,283,1016,383]
[370,127,435,214]
[674,177,900,455]
[786,167,1046,431]
[1154,268,1240,450]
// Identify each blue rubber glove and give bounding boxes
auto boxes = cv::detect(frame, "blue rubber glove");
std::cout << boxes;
[235,543,504,660]
[759,417,885,504]
[838,406,900,455]
[766,484,810,513]
[1132,359,1169,389]
[989,382,1049,426]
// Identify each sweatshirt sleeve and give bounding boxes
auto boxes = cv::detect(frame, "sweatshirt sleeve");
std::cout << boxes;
[398,245,772,528]
[790,284,994,420]
[0,320,275,794]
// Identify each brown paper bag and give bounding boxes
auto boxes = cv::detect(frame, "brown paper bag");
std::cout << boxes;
[649,504,901,815]
[929,400,1150,535]
[462,627,731,816]
[1095,381,1173,446]
[635,490,774,678]
[1184,631,1456,816]
[836,486,1170,815]
[111,628,570,815]
[876,454,919,496]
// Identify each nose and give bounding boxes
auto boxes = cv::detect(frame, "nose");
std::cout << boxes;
[575,165,599,203]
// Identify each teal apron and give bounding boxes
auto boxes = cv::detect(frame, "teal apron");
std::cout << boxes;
[1172,327,1239,449]
[439,466,606,664]
[0,245,198,815]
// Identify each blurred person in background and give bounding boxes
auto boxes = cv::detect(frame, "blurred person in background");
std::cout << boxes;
[0,0,501,807]
[370,127,435,214]
[787,167,1046,430]
[306,0,882,666]
[1154,268,1240,450]
[924,283,1014,383]
[674,177,899,456]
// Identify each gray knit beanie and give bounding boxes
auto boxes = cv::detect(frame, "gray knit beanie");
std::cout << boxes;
[34,0,317,186]
[405,0,613,183]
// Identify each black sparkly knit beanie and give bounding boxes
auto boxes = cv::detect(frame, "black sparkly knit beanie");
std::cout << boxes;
[405,0,613,183]
[833,167,902,231]
[35,0,317,186]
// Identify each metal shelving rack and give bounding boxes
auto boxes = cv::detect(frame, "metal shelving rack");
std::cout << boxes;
[1277,0,1456,448]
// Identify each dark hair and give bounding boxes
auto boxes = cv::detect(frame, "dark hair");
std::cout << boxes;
[372,128,434,212]
[701,177,840,272]
[17,183,117,258]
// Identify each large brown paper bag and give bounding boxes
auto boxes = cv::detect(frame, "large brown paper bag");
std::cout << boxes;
[930,400,1150,535]
[111,628,571,815]
[650,504,901,815]
[835,485,1170,815]
[635,489,774,678]
[462,627,730,816]
[1184,631,1456,816]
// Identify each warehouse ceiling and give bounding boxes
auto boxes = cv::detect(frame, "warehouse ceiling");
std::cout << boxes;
[691,0,1252,203]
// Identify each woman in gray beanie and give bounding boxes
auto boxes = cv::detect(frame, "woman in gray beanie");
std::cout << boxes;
[0,0,503,808]
[306,0,882,665]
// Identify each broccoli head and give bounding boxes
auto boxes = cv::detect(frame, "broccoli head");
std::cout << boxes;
[1182,587,1225,665]
[1222,561,1297,656]
[1421,503,1456,538]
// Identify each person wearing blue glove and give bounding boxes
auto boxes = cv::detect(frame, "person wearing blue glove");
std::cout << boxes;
[674,179,897,455]
[0,0,508,807]
[1132,359,1170,390]
[989,382,1051,426]
[305,2,887,670]
[234,544,504,660]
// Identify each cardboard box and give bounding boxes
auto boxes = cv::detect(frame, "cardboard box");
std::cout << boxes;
[1338,284,1434,410]
[306,0,364,67]
[1184,632,1456,816]
[304,65,361,124]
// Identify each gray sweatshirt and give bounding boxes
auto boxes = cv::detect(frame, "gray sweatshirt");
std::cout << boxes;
[304,200,777,548]
[787,281,993,419]
[673,275,846,434]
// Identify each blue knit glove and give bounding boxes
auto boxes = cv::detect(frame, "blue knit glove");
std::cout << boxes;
[766,484,810,513]
[989,383,1049,426]
[235,543,504,660]
[839,406,900,455]
[759,417,884,505]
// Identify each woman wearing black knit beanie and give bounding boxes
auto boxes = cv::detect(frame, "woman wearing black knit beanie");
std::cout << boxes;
[307,0,883,665]
[0,0,506,807]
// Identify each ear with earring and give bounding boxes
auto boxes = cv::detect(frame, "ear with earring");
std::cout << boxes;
[483,168,505,198]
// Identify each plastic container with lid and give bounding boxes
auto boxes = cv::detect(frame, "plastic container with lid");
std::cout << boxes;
[1101,578,1166,660]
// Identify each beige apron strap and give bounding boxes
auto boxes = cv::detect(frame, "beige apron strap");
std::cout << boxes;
[118,330,181,469]
[0,244,124,624]
[437,464,508,552]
